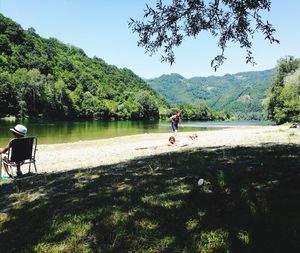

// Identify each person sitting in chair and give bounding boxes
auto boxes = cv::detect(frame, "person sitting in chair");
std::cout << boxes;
[0,124,27,178]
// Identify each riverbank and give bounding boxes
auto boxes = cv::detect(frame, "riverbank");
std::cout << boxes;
[33,125,300,174]
[1,125,300,253]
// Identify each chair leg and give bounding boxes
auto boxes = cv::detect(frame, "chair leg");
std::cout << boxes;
[34,162,37,173]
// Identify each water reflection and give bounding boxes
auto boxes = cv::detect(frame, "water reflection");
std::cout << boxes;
[0,119,273,146]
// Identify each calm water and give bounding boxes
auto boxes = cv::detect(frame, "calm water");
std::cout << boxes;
[0,119,273,146]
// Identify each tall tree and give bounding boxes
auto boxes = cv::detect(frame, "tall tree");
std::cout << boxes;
[267,56,300,122]
[0,71,18,117]
[129,0,279,70]
[276,69,300,123]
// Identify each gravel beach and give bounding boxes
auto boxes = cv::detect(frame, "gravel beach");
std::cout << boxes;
[35,125,299,173]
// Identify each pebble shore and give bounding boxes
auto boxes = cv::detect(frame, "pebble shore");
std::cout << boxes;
[35,125,300,173]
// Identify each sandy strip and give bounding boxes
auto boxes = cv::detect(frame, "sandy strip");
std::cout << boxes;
[34,125,300,173]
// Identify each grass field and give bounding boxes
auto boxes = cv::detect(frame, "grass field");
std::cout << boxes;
[1,143,300,253]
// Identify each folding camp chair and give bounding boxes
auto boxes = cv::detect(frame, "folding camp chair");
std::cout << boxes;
[2,137,37,179]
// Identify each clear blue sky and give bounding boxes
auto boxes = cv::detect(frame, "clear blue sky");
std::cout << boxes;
[1,0,299,78]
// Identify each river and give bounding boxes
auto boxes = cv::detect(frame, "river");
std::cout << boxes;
[0,119,273,146]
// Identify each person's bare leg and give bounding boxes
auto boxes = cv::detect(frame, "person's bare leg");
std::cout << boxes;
[2,163,12,178]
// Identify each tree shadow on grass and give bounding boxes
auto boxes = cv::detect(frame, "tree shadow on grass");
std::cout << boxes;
[0,143,300,252]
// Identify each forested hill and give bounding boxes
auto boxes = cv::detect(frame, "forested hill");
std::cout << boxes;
[0,14,168,120]
[146,69,276,119]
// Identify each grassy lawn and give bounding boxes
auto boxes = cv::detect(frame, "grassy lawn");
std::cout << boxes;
[0,143,300,253]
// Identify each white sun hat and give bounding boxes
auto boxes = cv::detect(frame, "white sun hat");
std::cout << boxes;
[10,124,27,137]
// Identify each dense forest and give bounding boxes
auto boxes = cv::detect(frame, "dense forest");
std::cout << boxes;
[0,14,168,120]
[0,14,230,121]
[266,56,300,124]
[146,69,275,120]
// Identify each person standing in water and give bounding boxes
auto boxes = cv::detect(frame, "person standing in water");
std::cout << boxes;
[170,111,183,137]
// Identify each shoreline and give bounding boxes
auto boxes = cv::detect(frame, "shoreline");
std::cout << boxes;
[33,125,299,174]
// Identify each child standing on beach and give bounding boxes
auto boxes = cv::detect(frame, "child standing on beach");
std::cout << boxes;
[170,111,183,137]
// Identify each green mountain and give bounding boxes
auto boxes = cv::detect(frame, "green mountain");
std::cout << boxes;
[146,69,276,119]
[0,14,167,120]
